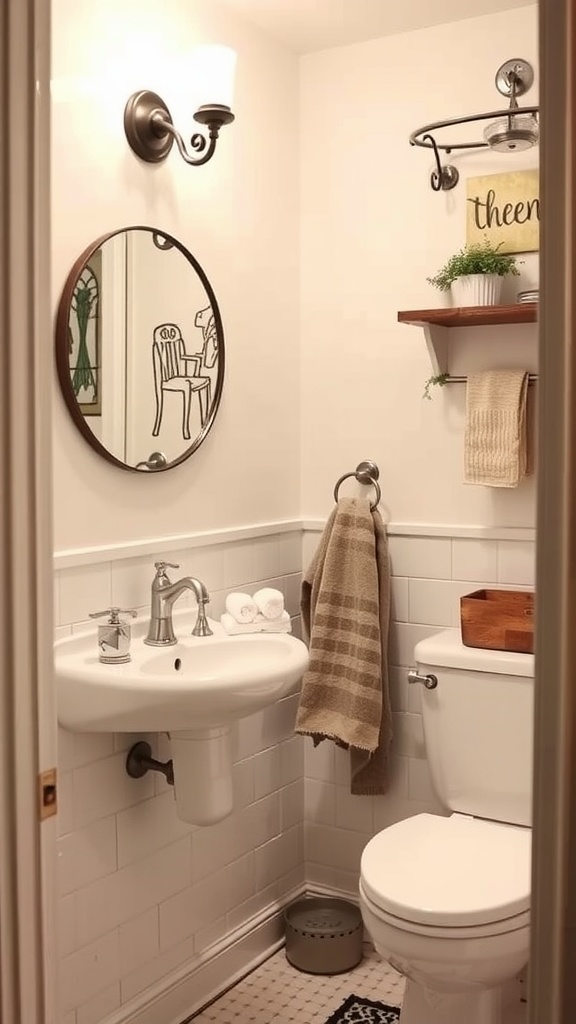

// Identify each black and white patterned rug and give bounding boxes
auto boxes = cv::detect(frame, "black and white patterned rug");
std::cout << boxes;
[325,994,401,1023]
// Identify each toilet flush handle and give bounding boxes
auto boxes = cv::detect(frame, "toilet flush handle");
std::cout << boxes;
[408,669,438,690]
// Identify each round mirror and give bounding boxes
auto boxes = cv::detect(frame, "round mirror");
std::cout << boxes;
[55,227,225,471]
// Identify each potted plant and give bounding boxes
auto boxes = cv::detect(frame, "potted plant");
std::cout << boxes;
[427,239,521,307]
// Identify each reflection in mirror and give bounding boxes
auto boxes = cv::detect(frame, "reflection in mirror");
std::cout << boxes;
[56,227,225,471]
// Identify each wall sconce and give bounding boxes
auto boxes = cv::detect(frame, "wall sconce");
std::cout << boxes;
[124,45,236,167]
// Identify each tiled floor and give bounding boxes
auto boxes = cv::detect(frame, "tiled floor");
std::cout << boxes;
[193,944,404,1023]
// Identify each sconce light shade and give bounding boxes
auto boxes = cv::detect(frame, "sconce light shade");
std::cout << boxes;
[124,45,236,168]
[190,45,237,109]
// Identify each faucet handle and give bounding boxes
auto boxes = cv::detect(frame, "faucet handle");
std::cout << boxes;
[154,561,179,574]
[89,607,138,623]
[152,562,180,590]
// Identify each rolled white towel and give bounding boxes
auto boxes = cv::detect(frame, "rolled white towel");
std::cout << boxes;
[253,587,284,620]
[221,613,260,635]
[259,610,292,633]
[225,592,258,623]
[220,611,292,636]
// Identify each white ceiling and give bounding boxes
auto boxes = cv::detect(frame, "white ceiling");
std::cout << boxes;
[219,0,534,54]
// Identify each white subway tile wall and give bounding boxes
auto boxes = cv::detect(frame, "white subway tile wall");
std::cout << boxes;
[497,541,536,586]
[75,984,121,1024]
[451,538,499,583]
[55,527,534,1023]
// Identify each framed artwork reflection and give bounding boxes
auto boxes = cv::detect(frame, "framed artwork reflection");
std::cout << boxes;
[68,247,102,416]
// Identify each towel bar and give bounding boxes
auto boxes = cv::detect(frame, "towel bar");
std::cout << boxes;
[333,460,381,510]
[445,374,538,385]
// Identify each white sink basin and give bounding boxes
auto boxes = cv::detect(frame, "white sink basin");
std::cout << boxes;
[56,611,309,825]
[56,612,309,733]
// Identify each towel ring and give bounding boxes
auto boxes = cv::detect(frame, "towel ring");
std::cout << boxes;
[333,460,381,511]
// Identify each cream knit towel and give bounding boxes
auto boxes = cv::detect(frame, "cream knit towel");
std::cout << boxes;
[295,497,392,795]
[465,370,529,487]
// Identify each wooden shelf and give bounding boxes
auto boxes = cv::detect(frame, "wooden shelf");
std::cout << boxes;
[397,302,538,378]
[398,302,538,329]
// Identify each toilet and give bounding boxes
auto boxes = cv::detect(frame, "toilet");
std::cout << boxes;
[359,628,533,1024]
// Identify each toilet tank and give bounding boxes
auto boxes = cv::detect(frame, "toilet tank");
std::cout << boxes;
[414,629,534,827]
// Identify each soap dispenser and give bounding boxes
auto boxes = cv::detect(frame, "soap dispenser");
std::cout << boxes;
[89,607,137,664]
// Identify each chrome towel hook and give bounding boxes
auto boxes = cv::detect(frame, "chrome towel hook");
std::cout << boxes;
[333,460,381,511]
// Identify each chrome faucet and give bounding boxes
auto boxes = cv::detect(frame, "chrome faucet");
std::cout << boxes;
[144,561,213,646]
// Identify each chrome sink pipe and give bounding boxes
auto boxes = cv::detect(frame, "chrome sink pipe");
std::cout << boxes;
[145,561,213,646]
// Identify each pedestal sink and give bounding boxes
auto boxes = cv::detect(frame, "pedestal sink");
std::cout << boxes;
[55,611,309,824]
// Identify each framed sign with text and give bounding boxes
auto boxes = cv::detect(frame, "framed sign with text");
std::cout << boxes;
[466,169,539,254]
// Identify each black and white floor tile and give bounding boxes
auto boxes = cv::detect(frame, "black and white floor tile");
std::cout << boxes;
[193,945,404,1024]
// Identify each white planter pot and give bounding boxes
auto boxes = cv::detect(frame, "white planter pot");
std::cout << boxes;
[451,274,503,307]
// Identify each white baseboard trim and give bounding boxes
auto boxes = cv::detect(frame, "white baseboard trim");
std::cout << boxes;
[101,883,306,1024]
[306,882,359,904]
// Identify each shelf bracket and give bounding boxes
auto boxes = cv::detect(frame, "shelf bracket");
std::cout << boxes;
[422,323,449,377]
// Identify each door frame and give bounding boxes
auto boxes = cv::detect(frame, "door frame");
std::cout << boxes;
[530,0,576,1020]
[0,0,55,1021]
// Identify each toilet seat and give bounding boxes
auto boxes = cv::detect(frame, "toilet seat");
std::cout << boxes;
[360,813,531,929]
[360,882,530,940]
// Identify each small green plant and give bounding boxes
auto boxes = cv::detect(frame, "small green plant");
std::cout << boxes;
[423,372,450,400]
[427,240,521,292]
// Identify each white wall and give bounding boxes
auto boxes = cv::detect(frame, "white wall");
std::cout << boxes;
[300,5,538,527]
[52,0,301,553]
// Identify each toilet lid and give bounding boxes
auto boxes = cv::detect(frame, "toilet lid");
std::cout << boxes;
[361,814,531,928]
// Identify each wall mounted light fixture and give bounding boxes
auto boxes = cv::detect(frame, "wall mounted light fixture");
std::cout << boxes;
[124,45,236,167]
[410,58,539,192]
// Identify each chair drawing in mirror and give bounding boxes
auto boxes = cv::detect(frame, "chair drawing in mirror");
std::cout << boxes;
[194,305,218,369]
[152,322,212,441]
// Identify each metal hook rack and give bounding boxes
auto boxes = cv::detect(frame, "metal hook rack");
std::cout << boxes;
[333,460,381,510]
[410,58,539,192]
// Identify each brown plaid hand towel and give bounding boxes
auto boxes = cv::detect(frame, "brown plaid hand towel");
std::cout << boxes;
[295,497,392,794]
